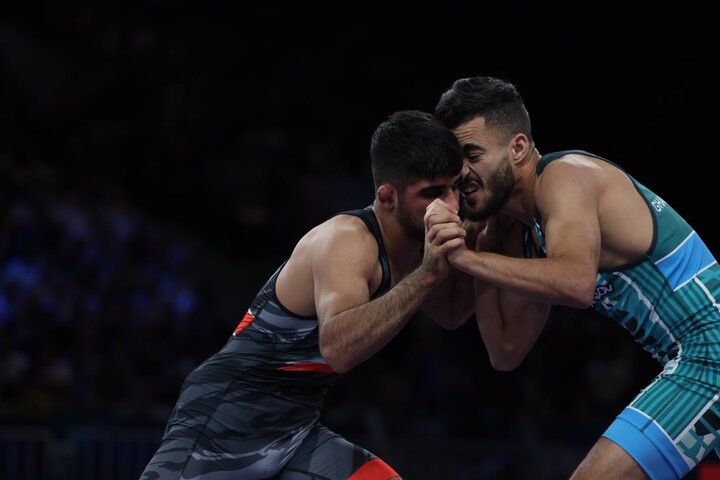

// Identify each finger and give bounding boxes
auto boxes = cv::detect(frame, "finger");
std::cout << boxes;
[426,222,453,242]
[430,225,467,245]
[425,198,459,217]
[426,198,447,211]
[427,222,465,239]
[425,208,461,229]
[439,237,467,254]
[428,197,459,215]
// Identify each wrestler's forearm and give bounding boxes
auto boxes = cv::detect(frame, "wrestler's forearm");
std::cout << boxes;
[451,249,593,308]
[319,267,436,373]
[473,277,550,370]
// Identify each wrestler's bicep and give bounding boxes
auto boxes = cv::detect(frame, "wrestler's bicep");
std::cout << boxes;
[312,227,378,324]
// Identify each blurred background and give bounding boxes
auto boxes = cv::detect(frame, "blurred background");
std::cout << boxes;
[0,1,716,479]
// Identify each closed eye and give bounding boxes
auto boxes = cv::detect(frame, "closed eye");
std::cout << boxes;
[463,145,484,163]
[419,187,446,199]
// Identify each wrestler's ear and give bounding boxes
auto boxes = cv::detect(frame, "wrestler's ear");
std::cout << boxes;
[377,184,395,209]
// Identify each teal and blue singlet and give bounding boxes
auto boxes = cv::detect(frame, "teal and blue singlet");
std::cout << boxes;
[525,150,720,479]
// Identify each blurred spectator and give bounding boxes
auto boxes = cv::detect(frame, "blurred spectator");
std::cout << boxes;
[0,4,693,476]
[0,151,663,459]
[0,157,227,425]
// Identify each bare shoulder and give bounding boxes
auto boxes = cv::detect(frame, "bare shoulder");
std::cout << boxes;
[314,214,375,243]
[278,214,378,317]
[306,213,379,263]
[537,153,612,191]
[542,152,605,174]
[546,153,637,193]
[534,153,608,214]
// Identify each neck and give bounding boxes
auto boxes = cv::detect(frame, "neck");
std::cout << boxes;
[502,147,541,225]
[371,203,423,280]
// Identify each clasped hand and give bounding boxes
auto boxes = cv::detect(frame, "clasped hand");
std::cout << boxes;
[422,199,467,277]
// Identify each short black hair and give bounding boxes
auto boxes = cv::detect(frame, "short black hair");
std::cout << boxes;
[370,110,463,191]
[434,75,533,144]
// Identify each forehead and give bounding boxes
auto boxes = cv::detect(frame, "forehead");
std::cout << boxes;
[452,116,498,146]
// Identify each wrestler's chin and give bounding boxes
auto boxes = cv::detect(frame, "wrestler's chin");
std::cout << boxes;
[460,196,487,222]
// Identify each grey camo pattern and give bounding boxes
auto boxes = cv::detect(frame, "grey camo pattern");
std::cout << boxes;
[140,208,395,479]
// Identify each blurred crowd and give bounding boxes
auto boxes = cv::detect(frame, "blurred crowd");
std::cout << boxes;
[0,157,227,426]
[0,2,401,260]
[0,3,675,472]
[0,158,662,452]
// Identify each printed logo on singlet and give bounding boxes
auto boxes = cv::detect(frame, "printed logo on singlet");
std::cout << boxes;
[651,195,667,212]
[593,282,615,307]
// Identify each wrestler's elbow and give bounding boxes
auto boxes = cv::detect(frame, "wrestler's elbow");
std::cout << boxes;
[487,344,526,371]
[489,354,523,372]
[433,313,469,330]
[562,274,596,309]
[319,343,352,374]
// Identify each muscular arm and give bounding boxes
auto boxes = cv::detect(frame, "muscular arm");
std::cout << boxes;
[420,268,474,330]
[426,158,602,369]
[314,220,465,373]
[420,211,477,329]
[450,160,601,308]
[468,216,551,370]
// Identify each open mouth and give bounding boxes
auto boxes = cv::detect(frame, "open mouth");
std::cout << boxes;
[461,180,480,195]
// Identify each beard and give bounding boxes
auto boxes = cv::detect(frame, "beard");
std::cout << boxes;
[395,198,426,243]
[463,156,515,221]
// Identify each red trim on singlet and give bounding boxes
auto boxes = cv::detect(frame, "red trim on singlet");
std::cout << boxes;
[233,311,255,336]
[277,362,335,373]
[347,458,400,480]
[699,463,720,480]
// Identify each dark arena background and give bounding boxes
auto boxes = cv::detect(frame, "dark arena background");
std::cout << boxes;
[0,2,716,479]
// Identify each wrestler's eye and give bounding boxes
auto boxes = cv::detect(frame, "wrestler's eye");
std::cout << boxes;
[419,187,445,199]
[466,152,481,163]
[463,145,484,163]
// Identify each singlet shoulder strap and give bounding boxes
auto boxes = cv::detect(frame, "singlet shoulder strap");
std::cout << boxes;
[337,205,392,298]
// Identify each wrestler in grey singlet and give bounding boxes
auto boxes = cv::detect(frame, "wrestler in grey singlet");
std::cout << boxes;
[140,206,399,480]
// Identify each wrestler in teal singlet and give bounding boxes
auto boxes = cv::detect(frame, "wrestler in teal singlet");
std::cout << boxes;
[525,150,720,480]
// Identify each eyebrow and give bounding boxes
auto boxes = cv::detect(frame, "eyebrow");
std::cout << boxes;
[463,143,484,155]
